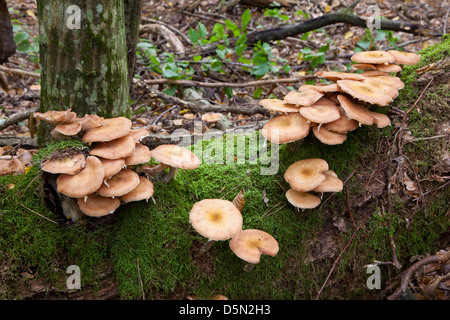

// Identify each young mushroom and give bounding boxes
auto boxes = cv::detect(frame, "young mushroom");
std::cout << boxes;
[229,229,279,272]
[41,153,86,175]
[285,189,321,210]
[189,199,243,253]
[284,158,329,192]
[77,193,121,217]
[261,113,310,144]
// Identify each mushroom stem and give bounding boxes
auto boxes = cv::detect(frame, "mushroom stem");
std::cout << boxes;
[138,163,170,176]
[163,166,178,183]
[199,239,214,254]
[243,263,255,272]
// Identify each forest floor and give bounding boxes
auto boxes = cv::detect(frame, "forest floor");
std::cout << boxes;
[0,0,449,301]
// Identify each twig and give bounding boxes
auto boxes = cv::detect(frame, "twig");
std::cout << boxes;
[261,201,283,218]
[151,105,179,125]
[0,65,40,78]
[0,108,38,131]
[136,259,145,300]
[221,184,242,200]
[402,78,434,123]
[315,227,360,300]
[345,185,356,230]
[18,202,58,225]
[408,134,448,142]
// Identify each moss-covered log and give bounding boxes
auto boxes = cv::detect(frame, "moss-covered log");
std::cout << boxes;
[37,0,130,146]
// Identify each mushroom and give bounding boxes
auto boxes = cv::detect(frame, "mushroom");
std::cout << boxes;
[376,64,402,73]
[229,229,279,272]
[284,158,329,192]
[283,89,324,107]
[127,128,150,143]
[125,143,151,166]
[313,172,343,193]
[56,156,105,198]
[298,104,342,124]
[121,176,154,203]
[285,189,321,209]
[336,80,393,106]
[82,116,132,143]
[298,83,340,93]
[53,121,83,136]
[361,78,399,99]
[33,109,78,125]
[258,99,300,113]
[324,116,359,133]
[312,124,347,145]
[90,135,136,160]
[360,71,390,77]
[351,50,396,64]
[96,169,140,198]
[386,50,420,65]
[150,144,201,182]
[189,199,243,252]
[77,193,121,217]
[201,112,224,123]
[351,63,377,72]
[261,113,310,144]
[365,76,405,90]
[41,153,86,175]
[97,157,126,183]
[314,71,366,82]
[336,94,374,125]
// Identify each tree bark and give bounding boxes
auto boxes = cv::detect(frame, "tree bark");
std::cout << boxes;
[37,0,130,146]
[124,0,142,89]
[0,0,16,63]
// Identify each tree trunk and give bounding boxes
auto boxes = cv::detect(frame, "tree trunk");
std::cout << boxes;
[37,0,130,146]
[124,0,142,91]
[0,0,16,64]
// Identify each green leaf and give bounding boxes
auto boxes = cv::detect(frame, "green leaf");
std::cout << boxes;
[225,20,240,37]
[193,55,202,62]
[162,86,177,96]
[251,62,270,77]
[356,40,372,50]
[188,28,199,45]
[224,87,233,98]
[198,22,208,39]
[253,87,263,98]
[162,68,179,79]
[241,9,251,32]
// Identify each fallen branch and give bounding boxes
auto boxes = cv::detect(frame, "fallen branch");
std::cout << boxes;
[139,24,185,53]
[0,65,40,78]
[0,108,37,131]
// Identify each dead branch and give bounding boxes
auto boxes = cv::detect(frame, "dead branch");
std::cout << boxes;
[0,65,41,79]
[139,24,185,53]
[0,108,37,131]
[387,250,450,300]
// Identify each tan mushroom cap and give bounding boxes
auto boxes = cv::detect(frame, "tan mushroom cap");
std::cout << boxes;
[98,157,126,180]
[313,96,338,106]
[314,71,366,82]
[284,89,324,106]
[298,83,340,93]
[361,70,390,77]
[336,80,393,106]
[313,173,343,192]
[351,63,377,71]
[54,121,83,136]
[376,63,402,73]
[90,135,136,160]
[366,76,405,90]
[201,112,224,123]
[82,117,132,143]
[299,104,342,124]
[0,158,23,175]
[259,99,299,113]
[41,153,86,175]
[284,158,329,192]
[77,194,121,217]
[386,50,420,65]
[369,111,391,128]
[323,170,338,178]
[229,229,279,264]
[351,50,396,64]
[97,169,140,198]
[125,143,151,166]
[361,78,399,99]
[285,189,321,209]
[325,115,359,133]
[261,113,310,144]
[33,109,78,125]
[312,124,347,145]
[337,94,373,125]
[121,176,154,203]
[56,156,104,198]
[127,128,150,143]
[79,114,104,132]
[150,144,201,170]
[189,199,243,241]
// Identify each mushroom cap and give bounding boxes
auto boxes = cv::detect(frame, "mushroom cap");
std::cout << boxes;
[189,199,243,241]
[313,173,343,192]
[54,121,83,136]
[369,111,391,128]
[201,112,224,123]
[336,80,393,106]
[325,115,359,133]
[376,63,402,73]
[127,128,150,143]
[229,229,279,264]
[82,117,132,143]
[121,176,154,202]
[33,109,78,125]
[323,169,338,178]
[351,63,377,71]
[150,144,201,170]
[125,143,151,166]
[285,189,321,209]
[299,104,342,124]
[98,157,126,180]
[365,76,405,90]
[336,94,374,125]
[77,194,121,217]
[97,169,140,198]
[90,135,136,160]
[361,78,399,99]
[313,96,338,106]
[386,50,420,65]
[41,153,86,175]
[284,89,324,106]
[261,113,310,144]
[360,71,390,77]
[314,71,366,82]
[259,99,299,113]
[298,83,340,93]
[284,158,329,192]
[312,124,347,145]
[351,50,396,64]
[56,156,104,198]
[79,114,104,132]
